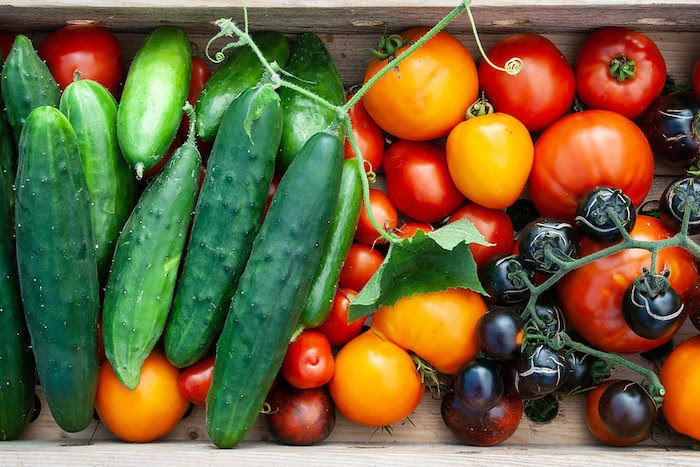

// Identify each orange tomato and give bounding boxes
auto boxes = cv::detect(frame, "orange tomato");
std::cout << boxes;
[95,348,189,442]
[659,335,700,441]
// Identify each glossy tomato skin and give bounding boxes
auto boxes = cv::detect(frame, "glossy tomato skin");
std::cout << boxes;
[585,379,648,446]
[659,335,700,441]
[38,24,124,96]
[316,289,365,347]
[448,203,515,269]
[355,188,398,245]
[344,94,384,173]
[362,27,478,141]
[177,355,214,406]
[529,109,654,224]
[383,140,464,223]
[478,33,575,132]
[280,330,335,390]
[338,242,384,292]
[394,221,435,239]
[557,215,698,353]
[575,27,666,120]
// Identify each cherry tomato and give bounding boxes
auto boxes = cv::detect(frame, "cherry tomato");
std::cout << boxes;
[316,289,365,347]
[371,288,487,375]
[354,188,398,245]
[448,203,514,269]
[454,358,504,412]
[684,277,700,333]
[557,215,698,353]
[515,343,568,399]
[446,112,533,210]
[585,379,648,446]
[659,335,700,441]
[362,27,478,141]
[516,218,579,275]
[597,380,657,439]
[621,273,684,341]
[95,348,189,443]
[476,306,525,361]
[441,391,523,446]
[478,33,575,132]
[394,221,435,239]
[177,355,214,407]
[344,94,384,173]
[383,140,464,223]
[329,329,425,427]
[179,56,212,146]
[338,242,384,292]
[528,109,654,224]
[37,23,124,96]
[280,330,335,389]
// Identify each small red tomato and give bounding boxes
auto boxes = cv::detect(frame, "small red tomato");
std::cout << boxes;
[177,355,215,407]
[394,221,435,239]
[355,188,398,245]
[345,94,384,173]
[338,242,385,292]
[264,174,281,217]
[179,56,212,139]
[449,203,514,269]
[281,330,335,389]
[317,289,365,347]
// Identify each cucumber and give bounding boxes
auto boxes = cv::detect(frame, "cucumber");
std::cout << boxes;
[277,33,345,172]
[0,84,16,210]
[117,26,192,179]
[206,132,343,448]
[0,169,34,441]
[195,31,290,142]
[60,79,138,284]
[103,138,201,390]
[298,157,363,329]
[164,85,283,368]
[0,34,60,146]
[15,106,99,433]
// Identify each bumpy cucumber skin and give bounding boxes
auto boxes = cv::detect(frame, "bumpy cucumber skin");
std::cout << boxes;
[206,132,343,448]
[60,80,138,284]
[165,86,283,368]
[277,33,345,172]
[0,170,34,441]
[0,103,16,209]
[0,35,60,146]
[15,106,99,433]
[299,157,363,328]
[195,31,290,142]
[117,26,192,177]
[103,141,201,390]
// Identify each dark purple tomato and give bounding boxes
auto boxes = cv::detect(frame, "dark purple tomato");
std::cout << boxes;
[658,177,700,235]
[516,218,579,274]
[557,351,602,394]
[515,343,568,400]
[454,358,504,412]
[479,254,533,305]
[598,380,657,439]
[684,276,700,333]
[621,273,685,341]
[575,185,636,241]
[476,306,525,361]
[531,296,568,335]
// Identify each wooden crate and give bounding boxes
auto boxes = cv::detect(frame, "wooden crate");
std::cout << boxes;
[2,1,700,464]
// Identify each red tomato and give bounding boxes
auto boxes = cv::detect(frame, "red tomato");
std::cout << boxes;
[37,23,124,96]
[177,355,214,407]
[344,94,384,173]
[528,109,654,224]
[448,203,514,269]
[659,335,700,441]
[280,330,335,389]
[478,33,575,132]
[264,174,281,217]
[0,32,15,60]
[575,27,666,120]
[179,56,212,140]
[383,140,465,223]
[355,188,398,245]
[556,215,698,353]
[338,242,384,292]
[143,136,181,179]
[693,57,700,98]
[394,221,435,239]
[585,379,647,446]
[316,289,365,347]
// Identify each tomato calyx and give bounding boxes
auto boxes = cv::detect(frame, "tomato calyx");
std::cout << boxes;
[609,55,637,82]
[465,94,494,119]
[370,34,410,60]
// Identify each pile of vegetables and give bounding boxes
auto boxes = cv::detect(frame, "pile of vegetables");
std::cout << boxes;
[1,0,700,451]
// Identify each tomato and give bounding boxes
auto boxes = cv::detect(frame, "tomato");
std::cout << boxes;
[0,32,15,60]
[478,33,575,132]
[280,330,335,389]
[585,379,648,446]
[362,27,478,141]
[37,23,124,96]
[528,109,654,224]
[693,57,700,97]
[659,335,700,441]
[383,140,464,223]
[441,391,523,446]
[371,288,487,375]
[316,289,365,347]
[177,355,214,407]
[344,94,384,173]
[446,112,533,210]
[264,174,280,217]
[394,221,434,239]
[448,203,514,270]
[354,188,398,245]
[329,329,425,427]
[575,27,666,120]
[338,242,384,292]
[556,215,698,353]
[95,348,189,442]
[179,56,212,144]
[143,135,181,179]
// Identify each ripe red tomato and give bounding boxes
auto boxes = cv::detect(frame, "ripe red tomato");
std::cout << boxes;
[448,203,514,269]
[693,57,700,98]
[177,355,214,407]
[585,379,647,446]
[179,56,212,141]
[556,215,698,353]
[394,221,435,239]
[37,23,124,96]
[575,27,666,120]
[344,94,384,173]
[338,242,384,292]
[528,109,654,224]
[659,335,700,441]
[316,289,365,347]
[478,33,575,132]
[383,140,464,223]
[362,27,478,141]
[0,32,15,60]
[280,330,335,389]
[354,188,398,245]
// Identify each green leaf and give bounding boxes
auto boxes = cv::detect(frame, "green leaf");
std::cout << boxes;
[348,218,489,321]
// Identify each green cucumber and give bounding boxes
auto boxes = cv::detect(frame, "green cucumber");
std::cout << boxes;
[117,26,192,179]
[103,138,201,390]
[277,33,345,172]
[0,35,60,146]
[206,132,343,448]
[0,91,16,210]
[195,31,290,142]
[0,170,34,441]
[60,79,138,284]
[164,86,283,368]
[15,106,99,433]
[298,157,363,329]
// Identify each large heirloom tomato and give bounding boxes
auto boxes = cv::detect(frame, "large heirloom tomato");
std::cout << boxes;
[361,27,478,141]
[556,216,698,353]
[659,335,700,441]
[528,109,654,224]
